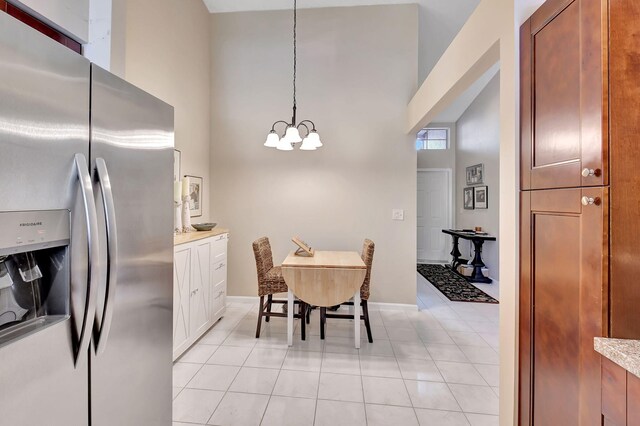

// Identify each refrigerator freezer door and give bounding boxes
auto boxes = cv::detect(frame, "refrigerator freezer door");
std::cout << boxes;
[0,13,92,426]
[89,65,174,426]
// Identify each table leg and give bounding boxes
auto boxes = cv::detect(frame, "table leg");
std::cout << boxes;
[470,239,492,284]
[353,290,361,349]
[450,235,462,270]
[287,290,294,346]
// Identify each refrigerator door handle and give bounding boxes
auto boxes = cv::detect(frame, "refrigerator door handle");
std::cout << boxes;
[93,158,118,355]
[74,153,101,366]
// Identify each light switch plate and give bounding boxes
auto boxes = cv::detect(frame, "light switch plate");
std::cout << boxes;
[392,209,404,221]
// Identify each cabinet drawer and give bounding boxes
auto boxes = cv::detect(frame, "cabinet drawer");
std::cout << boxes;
[211,233,228,263]
[212,259,227,285]
[211,280,226,314]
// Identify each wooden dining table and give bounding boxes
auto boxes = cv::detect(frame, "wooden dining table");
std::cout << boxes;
[281,250,366,348]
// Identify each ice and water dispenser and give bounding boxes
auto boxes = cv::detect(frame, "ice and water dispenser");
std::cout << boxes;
[0,210,70,346]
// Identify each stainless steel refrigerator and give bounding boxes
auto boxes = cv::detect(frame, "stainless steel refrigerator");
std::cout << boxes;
[0,12,174,426]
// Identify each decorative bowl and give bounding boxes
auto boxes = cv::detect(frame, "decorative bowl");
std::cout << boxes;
[192,223,217,232]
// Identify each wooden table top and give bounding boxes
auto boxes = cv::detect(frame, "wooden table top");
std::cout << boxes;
[442,229,496,241]
[282,250,366,269]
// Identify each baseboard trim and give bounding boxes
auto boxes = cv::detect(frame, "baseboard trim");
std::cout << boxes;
[227,296,418,310]
[226,296,259,304]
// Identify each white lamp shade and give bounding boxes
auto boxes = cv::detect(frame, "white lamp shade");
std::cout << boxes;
[277,136,294,151]
[308,131,322,148]
[300,137,317,151]
[283,126,302,143]
[264,131,279,148]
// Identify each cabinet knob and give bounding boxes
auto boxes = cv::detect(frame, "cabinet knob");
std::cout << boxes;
[581,168,600,178]
[581,196,601,206]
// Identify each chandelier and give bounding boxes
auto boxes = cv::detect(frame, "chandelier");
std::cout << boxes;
[264,0,322,151]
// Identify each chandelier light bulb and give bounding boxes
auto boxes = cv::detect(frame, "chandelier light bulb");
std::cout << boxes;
[264,131,280,148]
[308,130,322,148]
[300,136,317,151]
[283,126,302,143]
[277,136,294,151]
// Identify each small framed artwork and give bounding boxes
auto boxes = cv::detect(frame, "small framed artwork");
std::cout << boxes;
[466,163,484,185]
[474,186,488,209]
[185,175,203,217]
[173,150,181,182]
[463,187,475,210]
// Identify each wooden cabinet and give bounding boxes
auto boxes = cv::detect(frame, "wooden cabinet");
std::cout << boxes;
[521,0,640,423]
[520,0,607,191]
[608,0,640,339]
[601,358,640,426]
[520,188,607,425]
[173,232,228,360]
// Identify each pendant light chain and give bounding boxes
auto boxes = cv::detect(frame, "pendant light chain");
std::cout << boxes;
[264,0,322,151]
[292,0,297,124]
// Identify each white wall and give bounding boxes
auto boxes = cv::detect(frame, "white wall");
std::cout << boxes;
[116,0,213,222]
[455,73,500,279]
[418,0,480,84]
[83,0,112,70]
[210,5,419,304]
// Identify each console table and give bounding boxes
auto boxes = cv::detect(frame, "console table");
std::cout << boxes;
[442,229,496,284]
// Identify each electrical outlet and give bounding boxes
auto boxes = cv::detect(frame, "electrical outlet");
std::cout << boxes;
[392,209,404,221]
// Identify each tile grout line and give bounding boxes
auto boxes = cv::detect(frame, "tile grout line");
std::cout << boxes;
[205,318,259,426]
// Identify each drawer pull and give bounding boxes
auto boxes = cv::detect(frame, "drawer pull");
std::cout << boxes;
[216,263,226,270]
[581,168,601,178]
[581,196,601,206]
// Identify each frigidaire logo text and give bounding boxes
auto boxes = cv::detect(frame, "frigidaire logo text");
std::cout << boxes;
[20,222,42,227]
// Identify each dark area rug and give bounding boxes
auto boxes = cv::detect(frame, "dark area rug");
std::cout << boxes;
[417,263,498,304]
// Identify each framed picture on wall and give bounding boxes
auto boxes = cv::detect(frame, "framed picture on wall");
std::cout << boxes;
[466,163,484,185]
[474,186,488,209]
[174,150,181,182]
[463,187,475,210]
[185,175,203,217]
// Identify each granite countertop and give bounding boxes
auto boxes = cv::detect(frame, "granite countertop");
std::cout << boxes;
[174,228,229,246]
[594,337,640,378]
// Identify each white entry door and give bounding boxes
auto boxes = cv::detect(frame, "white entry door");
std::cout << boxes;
[417,170,452,261]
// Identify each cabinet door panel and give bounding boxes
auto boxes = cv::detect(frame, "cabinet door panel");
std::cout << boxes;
[520,188,607,425]
[628,373,640,425]
[533,1,581,170]
[602,358,627,426]
[521,0,607,190]
[190,241,211,337]
[173,247,191,350]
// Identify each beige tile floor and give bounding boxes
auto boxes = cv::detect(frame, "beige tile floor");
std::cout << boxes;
[173,272,500,425]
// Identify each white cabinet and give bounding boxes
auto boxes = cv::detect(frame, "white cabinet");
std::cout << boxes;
[173,231,228,360]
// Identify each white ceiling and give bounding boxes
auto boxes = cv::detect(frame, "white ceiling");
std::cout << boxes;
[203,0,417,13]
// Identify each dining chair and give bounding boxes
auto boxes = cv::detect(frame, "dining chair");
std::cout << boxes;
[320,239,375,343]
[252,237,307,339]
